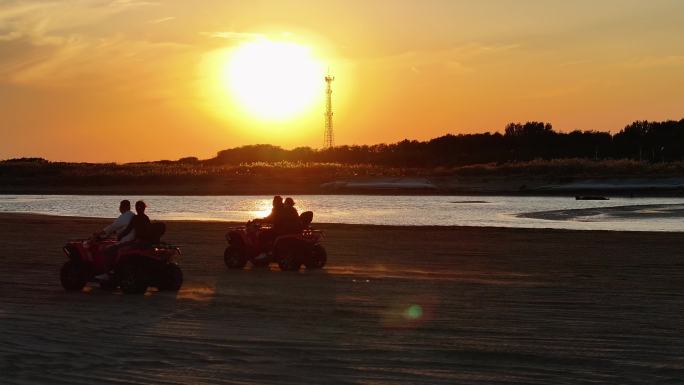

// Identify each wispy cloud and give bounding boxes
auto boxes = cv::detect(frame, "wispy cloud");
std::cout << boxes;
[0,0,179,88]
[559,59,592,67]
[0,1,55,19]
[107,0,159,8]
[203,31,263,41]
[148,16,175,24]
[624,55,684,69]
[0,31,22,42]
[367,42,520,74]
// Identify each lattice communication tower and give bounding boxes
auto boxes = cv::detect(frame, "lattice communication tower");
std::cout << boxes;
[324,74,335,149]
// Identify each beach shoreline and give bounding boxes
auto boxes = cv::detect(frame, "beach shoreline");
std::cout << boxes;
[2,211,684,233]
[2,175,684,197]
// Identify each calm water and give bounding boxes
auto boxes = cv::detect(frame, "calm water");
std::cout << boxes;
[1,194,683,232]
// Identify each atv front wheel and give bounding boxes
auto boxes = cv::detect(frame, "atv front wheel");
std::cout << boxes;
[305,244,327,269]
[118,262,149,295]
[60,261,88,291]
[157,263,183,291]
[224,246,248,269]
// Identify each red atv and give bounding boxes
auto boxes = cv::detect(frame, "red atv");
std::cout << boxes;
[223,211,327,271]
[60,231,183,294]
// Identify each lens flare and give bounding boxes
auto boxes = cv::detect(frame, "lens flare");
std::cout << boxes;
[404,304,424,320]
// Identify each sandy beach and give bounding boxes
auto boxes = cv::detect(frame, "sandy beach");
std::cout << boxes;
[1,213,683,384]
[519,203,684,222]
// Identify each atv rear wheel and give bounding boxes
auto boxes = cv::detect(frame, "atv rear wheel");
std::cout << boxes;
[118,262,149,295]
[157,263,183,291]
[305,244,327,269]
[224,246,248,269]
[60,261,88,291]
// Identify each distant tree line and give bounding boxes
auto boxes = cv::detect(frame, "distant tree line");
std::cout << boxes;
[205,119,684,167]
[2,119,683,169]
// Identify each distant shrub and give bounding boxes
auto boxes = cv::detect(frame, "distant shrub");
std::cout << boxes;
[450,158,684,177]
[0,157,49,163]
[2,158,682,182]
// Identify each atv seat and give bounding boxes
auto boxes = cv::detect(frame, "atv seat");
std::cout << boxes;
[300,211,313,229]
[146,222,166,244]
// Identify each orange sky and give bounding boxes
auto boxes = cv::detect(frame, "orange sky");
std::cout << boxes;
[1,0,684,162]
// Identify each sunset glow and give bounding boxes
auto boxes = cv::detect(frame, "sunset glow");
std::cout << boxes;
[1,1,683,162]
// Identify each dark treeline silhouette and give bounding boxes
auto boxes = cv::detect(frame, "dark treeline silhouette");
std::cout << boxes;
[2,119,684,194]
[205,119,684,167]
[3,119,683,170]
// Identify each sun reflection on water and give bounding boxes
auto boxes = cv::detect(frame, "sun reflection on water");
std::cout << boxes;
[249,199,272,219]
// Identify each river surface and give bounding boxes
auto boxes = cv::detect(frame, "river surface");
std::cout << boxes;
[1,194,683,232]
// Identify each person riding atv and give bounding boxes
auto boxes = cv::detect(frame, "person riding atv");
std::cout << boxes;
[254,196,303,261]
[60,201,182,294]
[224,198,326,271]
[254,196,284,253]
[96,199,134,242]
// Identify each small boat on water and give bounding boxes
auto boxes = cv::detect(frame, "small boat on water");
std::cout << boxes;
[575,196,609,200]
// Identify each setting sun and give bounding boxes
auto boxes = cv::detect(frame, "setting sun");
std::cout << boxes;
[221,39,325,121]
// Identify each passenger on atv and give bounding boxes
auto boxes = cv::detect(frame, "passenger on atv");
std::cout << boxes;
[102,200,154,265]
[223,197,326,270]
[100,200,166,284]
[119,200,151,242]
[281,197,303,233]
[254,196,302,260]
[60,200,181,293]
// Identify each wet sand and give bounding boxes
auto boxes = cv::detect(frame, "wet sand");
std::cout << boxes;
[1,213,683,384]
[520,203,684,221]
